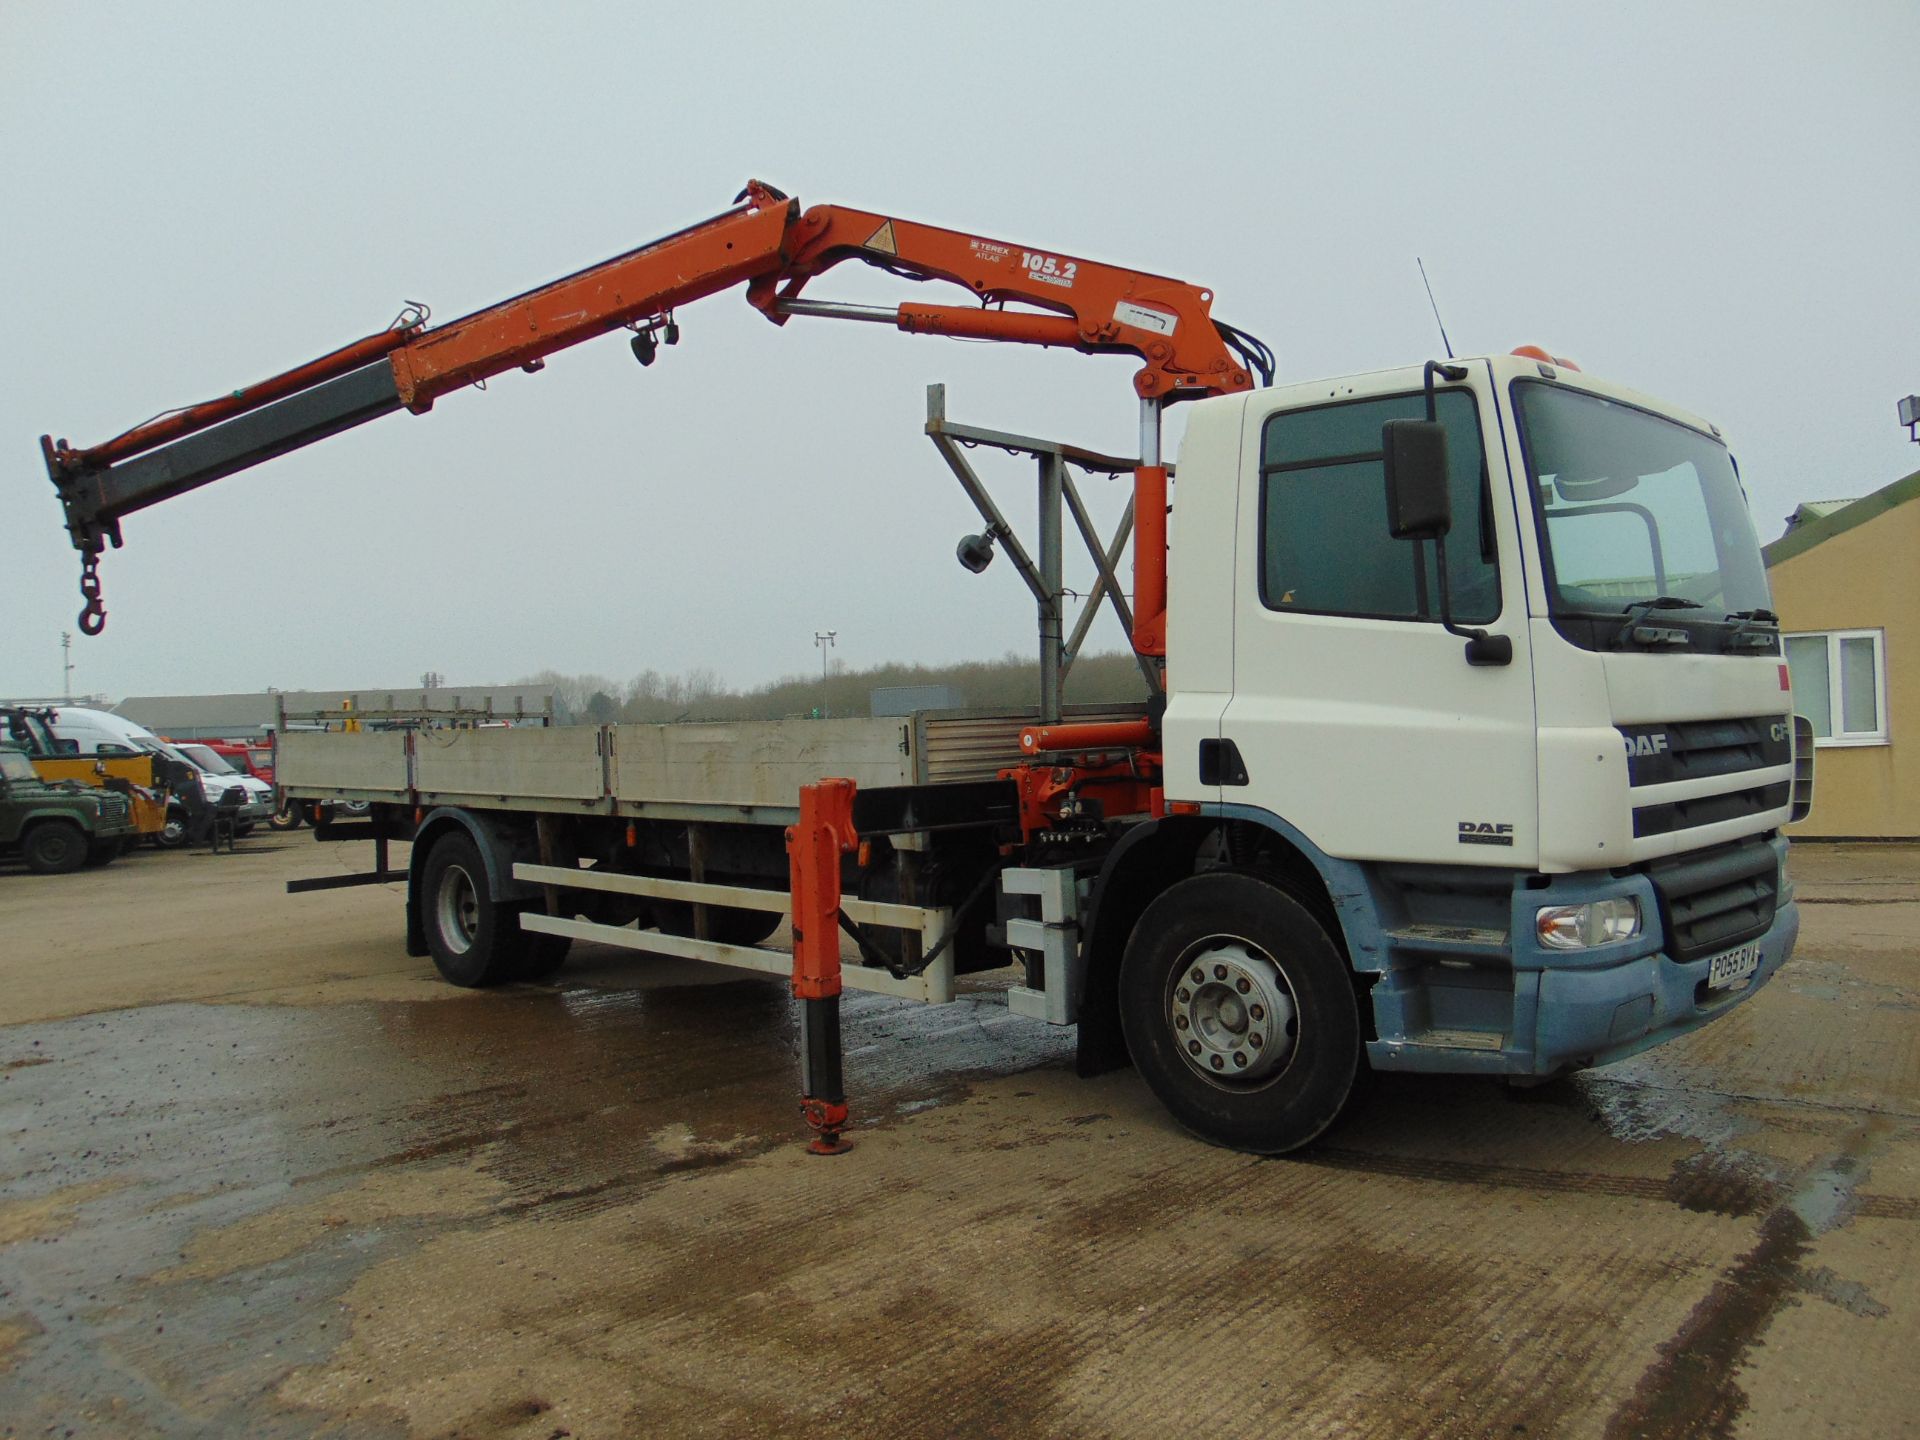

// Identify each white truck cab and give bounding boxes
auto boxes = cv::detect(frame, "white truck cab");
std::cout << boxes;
[1156,353,1800,1080]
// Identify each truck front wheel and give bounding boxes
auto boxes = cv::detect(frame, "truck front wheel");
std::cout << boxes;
[421,833,525,987]
[23,820,90,876]
[1119,872,1362,1155]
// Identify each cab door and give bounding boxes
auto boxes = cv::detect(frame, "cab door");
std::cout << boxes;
[1218,364,1538,867]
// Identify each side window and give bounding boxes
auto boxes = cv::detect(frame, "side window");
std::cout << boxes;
[1260,390,1499,623]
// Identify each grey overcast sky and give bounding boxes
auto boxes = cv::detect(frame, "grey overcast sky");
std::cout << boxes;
[2,3,1914,702]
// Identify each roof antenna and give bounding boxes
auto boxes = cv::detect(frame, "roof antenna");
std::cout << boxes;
[1417,257,1455,360]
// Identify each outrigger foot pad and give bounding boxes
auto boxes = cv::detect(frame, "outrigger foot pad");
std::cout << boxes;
[801,1098,851,1155]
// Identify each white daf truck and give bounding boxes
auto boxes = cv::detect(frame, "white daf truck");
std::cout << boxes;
[38,183,1810,1153]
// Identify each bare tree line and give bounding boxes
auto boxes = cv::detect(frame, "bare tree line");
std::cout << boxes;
[517,651,1152,725]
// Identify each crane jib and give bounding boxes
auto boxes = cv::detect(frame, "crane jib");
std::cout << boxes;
[47,360,403,555]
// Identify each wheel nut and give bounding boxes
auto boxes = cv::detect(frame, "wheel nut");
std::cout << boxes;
[1177,987,1191,1003]
[1191,968,1204,984]
[1250,1004,1265,1021]
[1213,964,1228,981]
[1188,1040,1202,1055]
[1175,1015,1189,1031]
[1234,1053,1248,1068]
[1250,1033,1263,1048]
[1236,977,1250,994]
[1210,1055,1224,1070]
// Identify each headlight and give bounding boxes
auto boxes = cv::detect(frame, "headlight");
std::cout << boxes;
[1536,897,1642,950]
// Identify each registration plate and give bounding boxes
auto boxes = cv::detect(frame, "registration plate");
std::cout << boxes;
[1706,942,1762,991]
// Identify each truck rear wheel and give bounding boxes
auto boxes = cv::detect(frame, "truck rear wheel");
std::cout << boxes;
[1119,872,1362,1155]
[421,833,526,987]
[269,801,304,832]
[23,820,90,876]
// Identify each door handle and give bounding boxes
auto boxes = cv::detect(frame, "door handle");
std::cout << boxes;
[1198,738,1249,787]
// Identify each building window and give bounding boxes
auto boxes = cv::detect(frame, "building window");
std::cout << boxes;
[1785,629,1888,746]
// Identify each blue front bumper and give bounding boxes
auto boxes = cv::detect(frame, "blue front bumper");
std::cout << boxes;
[1524,896,1797,1072]
[1365,838,1798,1077]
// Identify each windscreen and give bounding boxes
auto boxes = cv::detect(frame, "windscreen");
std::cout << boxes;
[177,744,238,775]
[3,714,57,754]
[135,736,197,768]
[1515,383,1771,641]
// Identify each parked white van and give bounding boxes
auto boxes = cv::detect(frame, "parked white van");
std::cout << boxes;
[48,708,274,843]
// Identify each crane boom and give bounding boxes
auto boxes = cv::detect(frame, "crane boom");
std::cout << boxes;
[41,180,1267,641]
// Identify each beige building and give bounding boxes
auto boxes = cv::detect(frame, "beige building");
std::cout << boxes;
[1764,469,1920,838]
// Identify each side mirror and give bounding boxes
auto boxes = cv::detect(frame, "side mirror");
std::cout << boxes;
[1382,419,1452,539]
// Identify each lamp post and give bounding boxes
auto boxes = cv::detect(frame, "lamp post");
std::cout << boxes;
[61,631,73,703]
[814,631,837,718]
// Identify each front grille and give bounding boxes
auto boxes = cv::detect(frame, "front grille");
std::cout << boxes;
[1633,782,1792,838]
[1644,838,1778,962]
[1620,715,1792,787]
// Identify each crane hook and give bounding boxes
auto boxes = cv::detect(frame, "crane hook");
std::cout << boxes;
[76,553,107,636]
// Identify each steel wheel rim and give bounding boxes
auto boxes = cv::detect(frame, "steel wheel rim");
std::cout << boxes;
[37,829,79,866]
[1166,934,1299,1087]
[436,863,480,956]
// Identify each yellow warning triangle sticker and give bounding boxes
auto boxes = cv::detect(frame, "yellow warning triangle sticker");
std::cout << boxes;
[864,219,898,256]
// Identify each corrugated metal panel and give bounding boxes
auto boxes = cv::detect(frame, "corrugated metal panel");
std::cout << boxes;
[916,705,1151,785]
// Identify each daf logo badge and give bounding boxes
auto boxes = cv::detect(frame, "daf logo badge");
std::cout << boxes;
[1625,733,1670,758]
[1458,821,1515,847]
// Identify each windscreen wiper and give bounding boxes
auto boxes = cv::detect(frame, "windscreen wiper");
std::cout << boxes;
[1616,595,1700,648]
[1724,607,1780,650]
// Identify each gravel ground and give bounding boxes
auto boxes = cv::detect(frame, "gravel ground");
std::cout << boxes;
[1,837,1915,1438]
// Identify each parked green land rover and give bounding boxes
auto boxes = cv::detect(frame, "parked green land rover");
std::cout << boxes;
[0,744,136,874]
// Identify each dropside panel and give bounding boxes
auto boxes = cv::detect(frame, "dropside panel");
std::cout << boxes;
[277,730,408,794]
[612,718,913,808]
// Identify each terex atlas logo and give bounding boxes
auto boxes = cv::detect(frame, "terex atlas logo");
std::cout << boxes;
[1625,732,1670,759]
[1458,821,1515,847]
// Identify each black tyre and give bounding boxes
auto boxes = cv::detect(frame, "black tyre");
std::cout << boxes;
[23,821,90,876]
[156,807,188,849]
[420,832,525,987]
[268,801,304,832]
[654,900,785,947]
[1119,871,1362,1155]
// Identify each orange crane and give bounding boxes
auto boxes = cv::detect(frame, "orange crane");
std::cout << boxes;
[38,181,1276,1154]
[42,180,1271,659]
